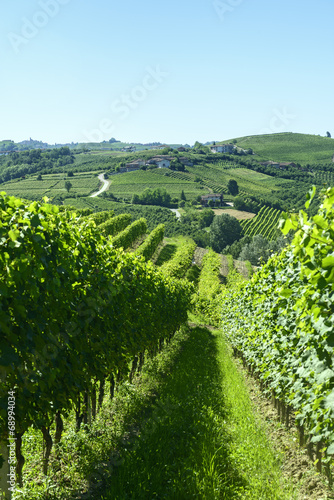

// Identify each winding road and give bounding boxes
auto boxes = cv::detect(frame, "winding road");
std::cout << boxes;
[90,173,111,197]
[170,208,181,219]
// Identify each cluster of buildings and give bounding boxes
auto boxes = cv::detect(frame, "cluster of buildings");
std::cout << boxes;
[210,144,235,154]
[119,155,193,173]
[259,161,297,170]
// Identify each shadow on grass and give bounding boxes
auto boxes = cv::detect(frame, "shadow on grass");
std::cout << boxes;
[155,243,177,266]
[99,326,247,500]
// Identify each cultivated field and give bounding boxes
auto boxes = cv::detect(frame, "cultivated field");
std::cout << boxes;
[109,169,209,200]
[223,132,334,164]
[0,172,100,200]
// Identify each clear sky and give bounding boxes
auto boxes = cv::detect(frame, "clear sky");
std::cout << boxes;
[1,0,333,145]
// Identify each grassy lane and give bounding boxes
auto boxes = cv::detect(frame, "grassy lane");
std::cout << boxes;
[100,326,296,500]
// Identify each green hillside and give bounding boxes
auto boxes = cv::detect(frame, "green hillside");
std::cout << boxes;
[2,192,333,499]
[223,132,334,164]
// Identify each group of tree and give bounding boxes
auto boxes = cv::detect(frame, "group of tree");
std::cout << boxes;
[238,234,288,265]
[209,213,243,253]
[179,208,215,229]
[131,187,172,207]
[233,196,260,213]
[0,147,74,184]
[170,159,185,171]
[227,179,239,196]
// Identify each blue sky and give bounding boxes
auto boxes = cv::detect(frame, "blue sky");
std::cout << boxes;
[1,0,333,145]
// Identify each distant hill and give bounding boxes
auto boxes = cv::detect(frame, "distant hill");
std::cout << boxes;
[222,132,334,164]
[0,139,78,152]
[0,139,185,153]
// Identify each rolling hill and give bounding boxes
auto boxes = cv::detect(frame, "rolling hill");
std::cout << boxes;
[222,132,334,164]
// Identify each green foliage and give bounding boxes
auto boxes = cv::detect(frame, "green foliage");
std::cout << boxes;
[233,196,258,213]
[180,207,214,229]
[210,213,243,252]
[0,193,192,450]
[193,249,223,324]
[111,218,147,249]
[238,234,288,265]
[221,186,334,461]
[0,147,75,183]
[81,210,114,226]
[226,254,234,272]
[131,187,171,207]
[227,179,239,196]
[244,260,254,278]
[135,224,165,261]
[161,238,197,279]
[223,235,252,259]
[99,213,132,237]
[198,208,215,228]
[170,159,185,171]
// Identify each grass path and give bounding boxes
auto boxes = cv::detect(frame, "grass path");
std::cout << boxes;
[100,325,296,500]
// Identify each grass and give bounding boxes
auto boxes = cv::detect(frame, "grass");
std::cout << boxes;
[223,132,334,164]
[99,324,296,500]
[12,322,299,500]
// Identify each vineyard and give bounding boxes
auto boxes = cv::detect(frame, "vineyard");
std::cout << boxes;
[2,184,334,498]
[221,187,334,483]
[186,164,292,197]
[0,172,101,200]
[241,205,284,240]
[231,132,334,164]
[108,169,206,201]
[314,171,334,187]
[0,194,193,495]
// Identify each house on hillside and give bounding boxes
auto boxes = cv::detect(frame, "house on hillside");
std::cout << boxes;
[260,161,296,170]
[125,160,145,172]
[122,146,136,152]
[260,161,280,168]
[146,156,171,168]
[210,144,234,154]
[201,193,224,206]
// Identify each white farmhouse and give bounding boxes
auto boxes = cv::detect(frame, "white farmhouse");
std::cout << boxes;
[210,144,235,154]
[146,156,171,168]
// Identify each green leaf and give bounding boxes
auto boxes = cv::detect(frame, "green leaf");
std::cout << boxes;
[323,390,334,410]
[8,229,20,241]
[305,186,316,209]
[322,255,334,269]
